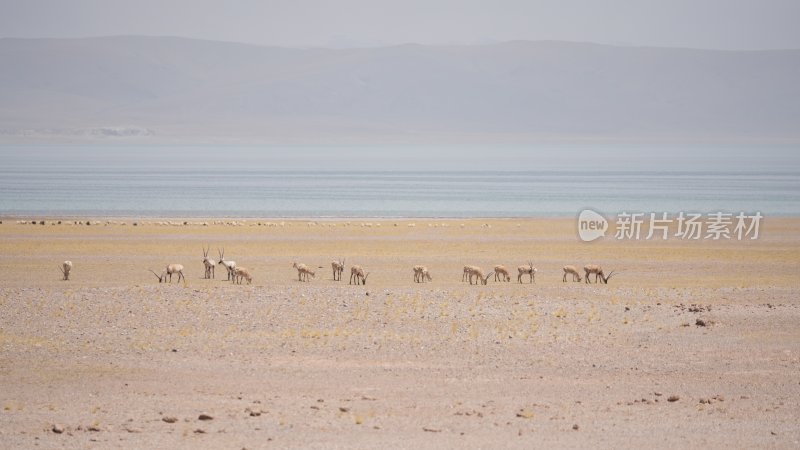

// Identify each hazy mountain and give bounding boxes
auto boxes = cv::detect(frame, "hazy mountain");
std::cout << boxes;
[1,36,798,142]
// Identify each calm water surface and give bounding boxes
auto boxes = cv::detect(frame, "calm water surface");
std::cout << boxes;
[1,144,798,217]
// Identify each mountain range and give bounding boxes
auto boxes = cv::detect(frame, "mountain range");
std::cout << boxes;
[1,36,798,143]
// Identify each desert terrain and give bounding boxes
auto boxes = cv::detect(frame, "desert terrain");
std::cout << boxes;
[0,218,798,448]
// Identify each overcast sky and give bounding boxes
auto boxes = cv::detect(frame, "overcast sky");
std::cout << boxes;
[1,0,799,50]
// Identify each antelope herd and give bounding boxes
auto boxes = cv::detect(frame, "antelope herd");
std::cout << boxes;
[56,246,617,286]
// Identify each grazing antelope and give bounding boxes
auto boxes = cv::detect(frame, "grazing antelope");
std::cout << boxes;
[421,267,432,283]
[413,265,432,283]
[331,258,345,281]
[59,261,72,281]
[349,265,370,285]
[464,266,494,285]
[493,265,511,282]
[149,264,185,283]
[584,265,616,284]
[217,248,236,281]
[293,262,315,282]
[463,265,479,282]
[233,266,252,284]
[468,267,494,285]
[517,261,537,283]
[202,246,216,279]
[563,265,582,282]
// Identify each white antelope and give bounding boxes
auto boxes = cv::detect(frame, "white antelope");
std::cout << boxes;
[217,248,236,281]
[202,246,216,279]
[413,265,432,283]
[149,264,185,283]
[349,265,370,285]
[562,265,582,282]
[293,262,315,282]
[493,265,511,282]
[517,261,537,283]
[233,266,252,284]
[331,258,345,281]
[59,261,73,281]
[584,265,616,284]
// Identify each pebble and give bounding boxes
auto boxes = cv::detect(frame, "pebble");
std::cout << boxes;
[162,416,178,423]
[573,424,580,430]
[667,395,680,402]
[198,414,214,421]
[52,424,64,434]
[696,319,707,327]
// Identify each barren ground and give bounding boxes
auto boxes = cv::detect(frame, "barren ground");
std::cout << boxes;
[1,218,799,449]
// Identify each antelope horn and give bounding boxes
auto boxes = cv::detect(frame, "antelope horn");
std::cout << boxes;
[58,265,65,275]
[148,269,162,281]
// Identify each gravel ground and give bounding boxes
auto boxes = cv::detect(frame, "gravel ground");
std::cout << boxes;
[1,218,799,448]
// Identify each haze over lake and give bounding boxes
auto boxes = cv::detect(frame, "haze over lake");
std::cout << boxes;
[2,144,797,217]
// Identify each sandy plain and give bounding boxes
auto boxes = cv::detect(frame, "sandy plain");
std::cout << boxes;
[0,217,799,449]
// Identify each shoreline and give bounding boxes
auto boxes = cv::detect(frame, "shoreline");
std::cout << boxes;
[3,214,799,221]
[0,215,579,222]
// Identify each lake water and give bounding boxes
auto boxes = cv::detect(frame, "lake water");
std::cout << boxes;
[1,144,798,217]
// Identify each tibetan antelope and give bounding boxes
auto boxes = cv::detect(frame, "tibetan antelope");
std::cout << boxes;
[293,262,315,282]
[202,246,216,279]
[584,265,616,284]
[233,266,252,284]
[493,265,511,282]
[463,265,479,282]
[349,265,370,285]
[517,261,537,283]
[467,266,493,285]
[413,265,432,283]
[149,264,185,283]
[562,265,582,282]
[59,261,72,281]
[331,258,345,281]
[217,248,236,281]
